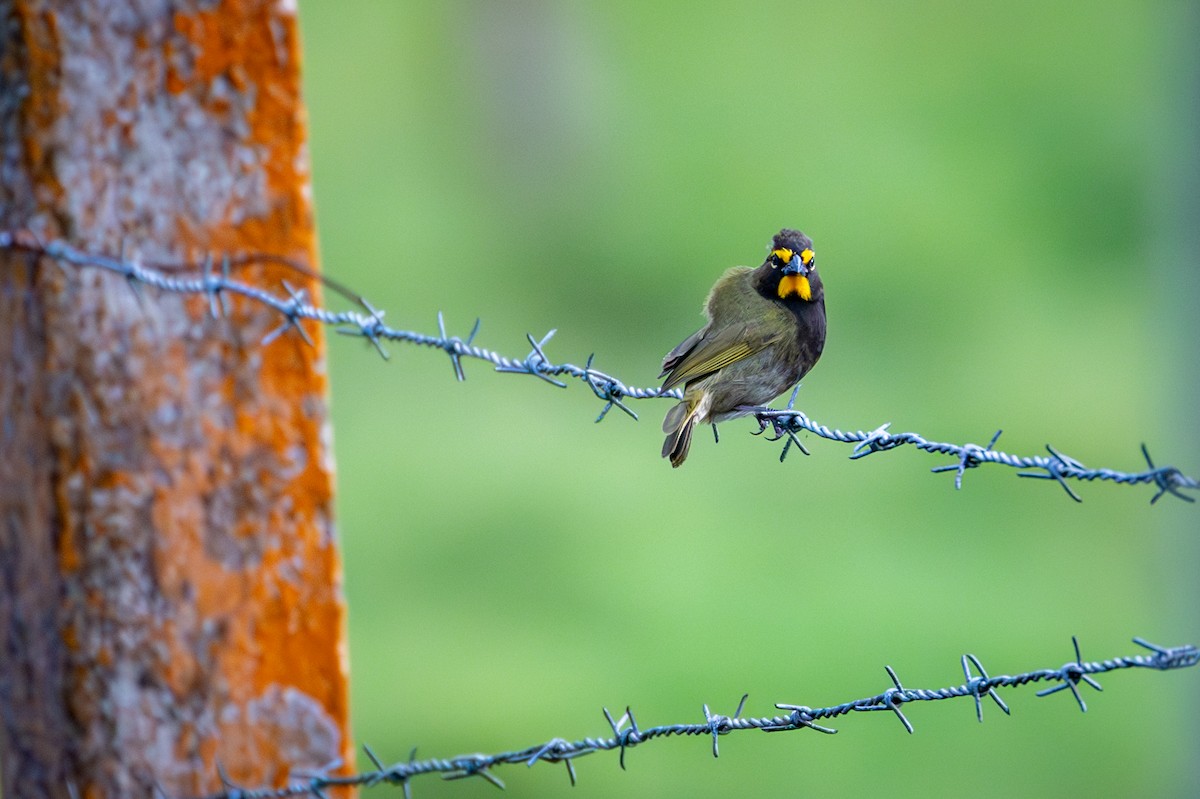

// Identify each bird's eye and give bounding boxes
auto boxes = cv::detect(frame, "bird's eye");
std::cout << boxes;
[770,248,793,267]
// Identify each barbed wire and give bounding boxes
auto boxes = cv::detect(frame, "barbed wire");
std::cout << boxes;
[2,231,1196,504]
[175,636,1197,798]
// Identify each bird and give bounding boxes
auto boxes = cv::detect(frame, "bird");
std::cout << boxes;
[660,228,826,467]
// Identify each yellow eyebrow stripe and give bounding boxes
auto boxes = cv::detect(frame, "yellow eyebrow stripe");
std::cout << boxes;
[772,248,793,264]
[800,248,814,265]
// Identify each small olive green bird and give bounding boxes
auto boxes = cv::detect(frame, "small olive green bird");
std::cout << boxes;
[660,228,826,467]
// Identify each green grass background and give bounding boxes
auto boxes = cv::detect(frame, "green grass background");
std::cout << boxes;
[297,3,1198,796]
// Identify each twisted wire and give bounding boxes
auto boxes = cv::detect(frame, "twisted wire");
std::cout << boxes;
[184,637,1197,798]
[2,231,1195,503]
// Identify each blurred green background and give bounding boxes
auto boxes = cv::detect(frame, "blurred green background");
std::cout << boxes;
[297,2,1198,797]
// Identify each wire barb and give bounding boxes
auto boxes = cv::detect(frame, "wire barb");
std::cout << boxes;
[769,704,839,735]
[262,281,314,347]
[1142,443,1196,505]
[1035,636,1104,711]
[855,665,915,733]
[961,653,1011,722]
[930,429,1003,489]
[202,253,231,320]
[2,232,1196,503]
[436,311,468,381]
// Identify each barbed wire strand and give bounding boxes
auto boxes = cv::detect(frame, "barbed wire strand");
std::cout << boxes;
[2,231,1196,504]
[169,637,1197,798]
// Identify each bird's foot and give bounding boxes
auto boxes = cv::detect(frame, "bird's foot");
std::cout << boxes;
[740,405,787,439]
[741,404,810,459]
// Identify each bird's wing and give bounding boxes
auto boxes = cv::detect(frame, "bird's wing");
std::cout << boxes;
[660,327,707,376]
[659,323,782,391]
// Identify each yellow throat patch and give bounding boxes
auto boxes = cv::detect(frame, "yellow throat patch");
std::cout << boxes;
[777,274,812,301]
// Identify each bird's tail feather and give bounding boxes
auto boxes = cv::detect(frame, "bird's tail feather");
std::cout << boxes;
[662,401,700,467]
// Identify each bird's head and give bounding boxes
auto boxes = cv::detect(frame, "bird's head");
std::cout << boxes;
[763,229,819,302]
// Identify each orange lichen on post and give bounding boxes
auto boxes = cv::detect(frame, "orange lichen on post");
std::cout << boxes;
[168,0,319,258]
[0,2,351,798]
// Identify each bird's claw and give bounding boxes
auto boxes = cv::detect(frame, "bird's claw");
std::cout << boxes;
[742,405,810,460]
[742,406,788,440]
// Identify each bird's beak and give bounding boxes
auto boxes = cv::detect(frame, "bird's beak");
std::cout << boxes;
[782,253,809,277]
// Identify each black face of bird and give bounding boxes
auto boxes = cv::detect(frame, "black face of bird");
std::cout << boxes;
[765,244,817,302]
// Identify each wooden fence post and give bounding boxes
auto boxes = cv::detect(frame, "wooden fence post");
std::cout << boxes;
[0,3,351,797]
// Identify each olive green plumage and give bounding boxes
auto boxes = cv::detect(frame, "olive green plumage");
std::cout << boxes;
[660,229,826,467]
